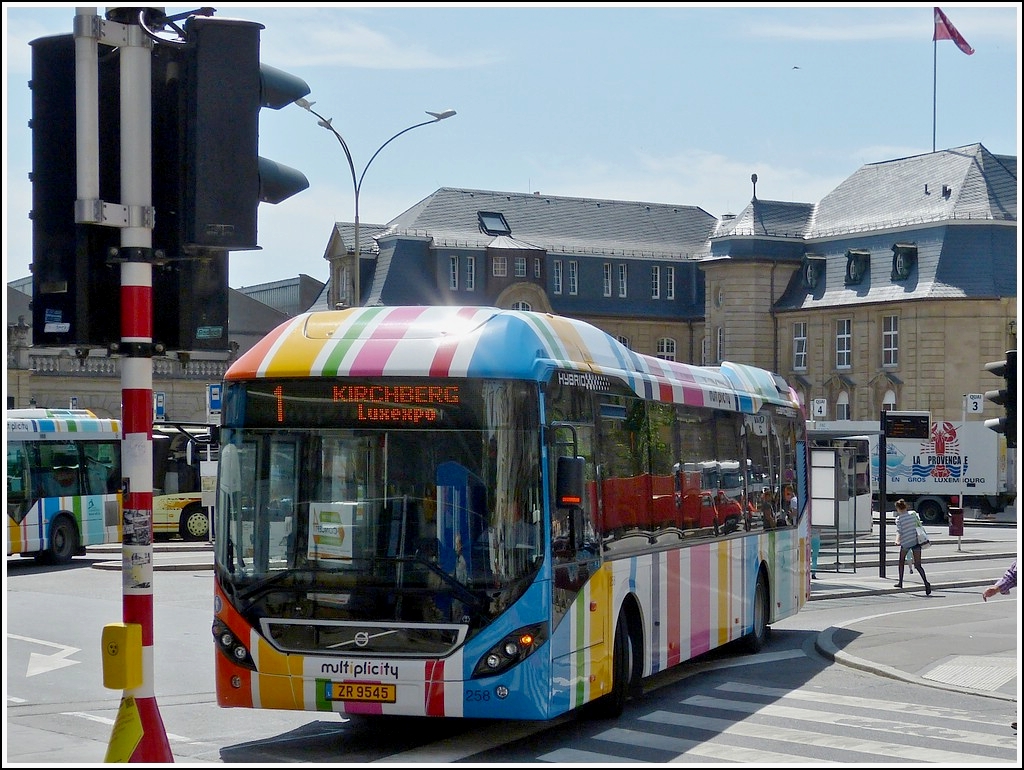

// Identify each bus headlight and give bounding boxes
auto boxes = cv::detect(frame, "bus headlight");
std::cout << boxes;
[472,622,547,679]
[212,619,256,671]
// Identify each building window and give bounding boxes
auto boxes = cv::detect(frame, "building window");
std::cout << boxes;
[803,255,824,289]
[656,337,676,362]
[492,254,507,277]
[466,256,475,291]
[568,261,579,295]
[882,389,896,412]
[651,266,660,299]
[534,257,542,279]
[514,255,527,278]
[891,242,917,280]
[665,266,675,300]
[339,265,351,306]
[793,322,808,371]
[836,391,851,421]
[511,300,531,311]
[618,264,627,298]
[836,318,852,369]
[478,211,511,236]
[603,264,612,297]
[449,256,459,290]
[883,315,899,367]
[617,335,630,349]
[845,249,870,285]
[716,326,724,364]
[553,260,563,294]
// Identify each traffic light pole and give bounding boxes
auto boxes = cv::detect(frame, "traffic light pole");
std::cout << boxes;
[75,8,172,761]
[116,17,173,763]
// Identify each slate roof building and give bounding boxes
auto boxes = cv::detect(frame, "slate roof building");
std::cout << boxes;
[7,143,1018,428]
[317,143,1017,425]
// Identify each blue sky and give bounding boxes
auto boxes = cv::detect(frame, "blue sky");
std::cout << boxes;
[4,3,1019,290]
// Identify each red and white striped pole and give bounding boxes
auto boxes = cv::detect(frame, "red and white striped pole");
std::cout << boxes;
[101,7,172,761]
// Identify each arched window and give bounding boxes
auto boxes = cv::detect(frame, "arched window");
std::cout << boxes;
[882,389,896,412]
[656,337,676,362]
[836,391,851,421]
[511,300,531,312]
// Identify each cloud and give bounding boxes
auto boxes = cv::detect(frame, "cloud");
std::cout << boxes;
[259,14,499,70]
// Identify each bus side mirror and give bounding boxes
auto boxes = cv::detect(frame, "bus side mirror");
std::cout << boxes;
[556,456,584,509]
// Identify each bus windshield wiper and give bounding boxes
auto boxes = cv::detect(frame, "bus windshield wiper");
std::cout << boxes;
[235,568,319,602]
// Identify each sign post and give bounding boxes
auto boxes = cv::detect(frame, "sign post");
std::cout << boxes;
[207,383,222,424]
[878,411,930,578]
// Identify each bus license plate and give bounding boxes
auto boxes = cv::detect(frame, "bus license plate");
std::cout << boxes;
[326,681,397,703]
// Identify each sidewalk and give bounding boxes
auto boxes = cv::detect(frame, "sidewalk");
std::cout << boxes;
[807,526,1018,704]
[87,526,1019,704]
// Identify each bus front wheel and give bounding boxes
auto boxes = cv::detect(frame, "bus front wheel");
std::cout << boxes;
[589,612,635,719]
[41,515,79,565]
[179,504,211,541]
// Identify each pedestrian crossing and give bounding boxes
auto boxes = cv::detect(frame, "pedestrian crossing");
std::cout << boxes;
[537,681,1018,763]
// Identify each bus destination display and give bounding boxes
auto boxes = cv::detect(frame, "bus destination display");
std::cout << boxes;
[238,380,466,429]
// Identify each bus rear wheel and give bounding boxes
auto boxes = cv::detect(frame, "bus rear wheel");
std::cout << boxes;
[744,572,770,653]
[40,515,79,565]
[179,504,210,541]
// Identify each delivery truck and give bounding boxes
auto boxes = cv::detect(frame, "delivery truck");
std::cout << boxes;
[808,419,1014,524]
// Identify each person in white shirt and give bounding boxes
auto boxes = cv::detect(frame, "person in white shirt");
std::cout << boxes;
[894,498,931,594]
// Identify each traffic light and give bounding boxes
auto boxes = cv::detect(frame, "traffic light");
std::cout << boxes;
[984,350,1016,448]
[30,10,310,352]
[149,13,310,351]
[167,15,311,252]
[29,33,122,349]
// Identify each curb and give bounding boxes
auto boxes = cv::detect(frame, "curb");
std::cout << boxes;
[814,621,1017,703]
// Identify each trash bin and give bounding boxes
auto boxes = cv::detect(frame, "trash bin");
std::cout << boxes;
[948,507,964,536]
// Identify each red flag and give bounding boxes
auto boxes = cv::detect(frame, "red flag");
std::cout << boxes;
[933,7,974,55]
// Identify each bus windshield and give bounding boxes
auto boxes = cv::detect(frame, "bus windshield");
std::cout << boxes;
[216,378,543,649]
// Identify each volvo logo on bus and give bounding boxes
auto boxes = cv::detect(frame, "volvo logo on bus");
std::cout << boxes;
[354,631,370,647]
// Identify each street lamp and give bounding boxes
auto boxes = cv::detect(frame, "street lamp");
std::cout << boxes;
[296,98,456,308]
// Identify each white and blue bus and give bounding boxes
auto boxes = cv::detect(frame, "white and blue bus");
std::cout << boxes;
[6,408,122,563]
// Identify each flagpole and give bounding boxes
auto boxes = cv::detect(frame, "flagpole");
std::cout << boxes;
[932,38,937,152]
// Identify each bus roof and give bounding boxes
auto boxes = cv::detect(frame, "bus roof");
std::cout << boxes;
[226,306,799,415]
[7,408,97,419]
[6,409,120,437]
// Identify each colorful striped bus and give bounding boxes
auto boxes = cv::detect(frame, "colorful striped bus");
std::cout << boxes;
[212,306,810,720]
[6,408,122,563]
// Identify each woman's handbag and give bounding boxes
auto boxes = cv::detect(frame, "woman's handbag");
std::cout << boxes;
[915,525,931,549]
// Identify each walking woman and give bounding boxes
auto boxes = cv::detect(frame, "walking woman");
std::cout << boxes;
[894,499,931,594]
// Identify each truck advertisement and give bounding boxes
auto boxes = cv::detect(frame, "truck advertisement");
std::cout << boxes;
[808,419,1013,525]
[871,421,1010,523]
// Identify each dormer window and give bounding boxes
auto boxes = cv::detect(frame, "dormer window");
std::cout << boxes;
[478,211,511,236]
[891,243,917,280]
[844,249,870,286]
[802,254,825,290]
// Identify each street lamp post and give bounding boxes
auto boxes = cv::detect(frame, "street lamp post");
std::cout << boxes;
[296,99,456,308]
